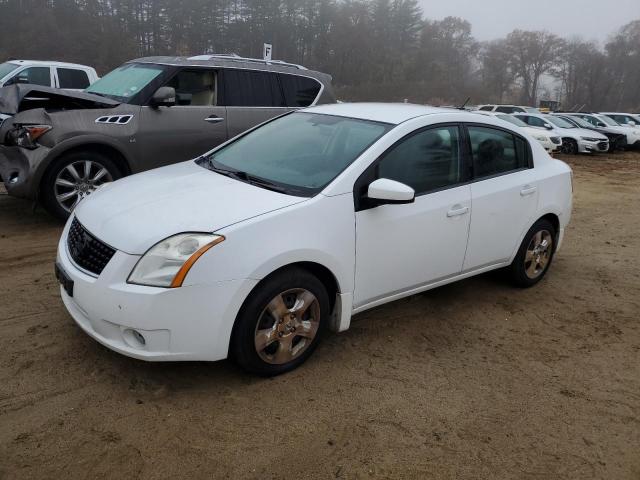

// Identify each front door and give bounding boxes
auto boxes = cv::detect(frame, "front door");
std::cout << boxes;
[136,68,228,170]
[354,125,471,308]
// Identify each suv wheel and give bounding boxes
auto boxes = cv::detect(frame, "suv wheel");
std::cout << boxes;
[562,138,578,155]
[231,267,329,376]
[509,219,556,288]
[42,151,123,220]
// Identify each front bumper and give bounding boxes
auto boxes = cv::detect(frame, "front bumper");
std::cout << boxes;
[0,144,49,199]
[56,221,258,361]
[578,139,608,153]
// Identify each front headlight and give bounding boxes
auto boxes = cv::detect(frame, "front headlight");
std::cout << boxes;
[533,135,548,142]
[128,233,224,287]
[580,136,601,142]
[5,124,51,149]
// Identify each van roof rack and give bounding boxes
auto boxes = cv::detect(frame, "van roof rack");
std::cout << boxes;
[187,53,308,70]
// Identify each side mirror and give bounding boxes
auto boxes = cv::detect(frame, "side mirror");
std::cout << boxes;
[597,122,606,127]
[150,86,176,108]
[543,123,553,130]
[366,178,415,205]
[628,120,636,126]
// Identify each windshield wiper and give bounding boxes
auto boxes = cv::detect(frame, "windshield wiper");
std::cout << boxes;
[205,156,288,193]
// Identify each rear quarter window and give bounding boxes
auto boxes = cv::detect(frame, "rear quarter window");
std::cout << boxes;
[222,69,284,107]
[279,74,321,107]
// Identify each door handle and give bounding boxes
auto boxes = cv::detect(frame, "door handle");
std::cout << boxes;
[204,115,224,123]
[446,205,469,217]
[520,185,537,196]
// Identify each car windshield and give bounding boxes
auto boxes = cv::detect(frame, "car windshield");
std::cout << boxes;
[496,114,528,127]
[565,116,593,129]
[546,116,575,129]
[598,115,620,126]
[85,63,166,101]
[0,62,19,79]
[199,112,392,196]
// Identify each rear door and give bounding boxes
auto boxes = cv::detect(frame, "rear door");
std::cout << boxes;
[136,68,228,169]
[221,69,292,138]
[463,124,539,271]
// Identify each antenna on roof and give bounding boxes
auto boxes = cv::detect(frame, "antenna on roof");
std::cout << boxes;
[458,97,471,110]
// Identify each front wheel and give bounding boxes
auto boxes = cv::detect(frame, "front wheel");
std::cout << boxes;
[561,139,578,155]
[41,151,123,220]
[230,267,330,376]
[509,219,556,288]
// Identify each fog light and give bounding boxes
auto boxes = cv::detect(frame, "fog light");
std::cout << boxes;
[123,328,146,348]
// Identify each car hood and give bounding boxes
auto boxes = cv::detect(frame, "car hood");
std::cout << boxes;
[74,161,308,254]
[0,84,120,115]
[563,127,607,139]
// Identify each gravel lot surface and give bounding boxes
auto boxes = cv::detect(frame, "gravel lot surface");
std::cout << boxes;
[1,152,639,479]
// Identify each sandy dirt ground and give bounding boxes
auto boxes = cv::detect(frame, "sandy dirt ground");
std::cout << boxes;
[0,151,639,480]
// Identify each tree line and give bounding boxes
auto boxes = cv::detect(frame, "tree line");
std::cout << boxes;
[1,0,639,110]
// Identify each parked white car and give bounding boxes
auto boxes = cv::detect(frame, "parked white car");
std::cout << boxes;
[479,112,561,152]
[514,113,608,154]
[561,113,640,149]
[476,104,541,114]
[0,60,98,90]
[55,103,573,375]
[598,112,640,129]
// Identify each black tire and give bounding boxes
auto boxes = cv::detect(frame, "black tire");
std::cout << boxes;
[230,267,330,376]
[509,219,557,288]
[562,138,578,155]
[41,150,123,221]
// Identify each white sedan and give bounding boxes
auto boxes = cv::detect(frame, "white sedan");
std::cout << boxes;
[55,103,573,375]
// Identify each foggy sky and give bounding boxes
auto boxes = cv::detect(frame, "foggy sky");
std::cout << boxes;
[419,0,640,43]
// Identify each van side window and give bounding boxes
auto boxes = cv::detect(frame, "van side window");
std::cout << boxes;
[468,126,529,178]
[166,69,217,106]
[222,70,284,107]
[279,74,321,107]
[58,68,90,89]
[377,126,462,195]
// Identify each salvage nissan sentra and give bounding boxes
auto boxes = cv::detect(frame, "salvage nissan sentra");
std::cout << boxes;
[56,103,573,375]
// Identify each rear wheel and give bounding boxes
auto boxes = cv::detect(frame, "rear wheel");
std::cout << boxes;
[230,267,329,376]
[509,219,556,288]
[41,151,123,220]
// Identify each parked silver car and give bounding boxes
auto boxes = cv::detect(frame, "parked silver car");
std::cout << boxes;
[0,54,335,219]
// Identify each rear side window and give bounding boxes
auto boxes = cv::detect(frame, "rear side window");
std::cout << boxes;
[478,106,494,111]
[496,106,518,114]
[517,115,546,128]
[222,69,283,107]
[57,68,90,89]
[279,74,321,107]
[468,126,529,178]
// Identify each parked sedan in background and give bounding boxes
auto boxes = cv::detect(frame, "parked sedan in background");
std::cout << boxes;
[480,112,561,152]
[514,113,609,154]
[554,113,628,152]
[55,103,572,376]
[0,54,335,220]
[599,112,640,129]
[476,104,541,114]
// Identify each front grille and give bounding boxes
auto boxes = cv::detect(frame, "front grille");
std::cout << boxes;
[550,137,562,145]
[67,217,115,276]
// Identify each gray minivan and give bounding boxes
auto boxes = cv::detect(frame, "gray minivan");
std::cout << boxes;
[0,54,335,219]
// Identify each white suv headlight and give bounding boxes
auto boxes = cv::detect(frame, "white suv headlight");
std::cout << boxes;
[533,134,548,142]
[128,233,224,287]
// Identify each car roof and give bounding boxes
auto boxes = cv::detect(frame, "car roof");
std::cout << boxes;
[303,102,460,124]
[6,59,94,69]
[129,55,332,83]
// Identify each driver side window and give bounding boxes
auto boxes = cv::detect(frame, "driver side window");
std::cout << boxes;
[165,69,217,106]
[8,67,51,87]
[377,126,462,195]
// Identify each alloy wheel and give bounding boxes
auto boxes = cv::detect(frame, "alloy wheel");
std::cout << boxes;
[54,160,113,213]
[524,229,553,279]
[254,288,321,364]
